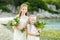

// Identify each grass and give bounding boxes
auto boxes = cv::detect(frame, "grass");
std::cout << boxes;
[40,30,60,40]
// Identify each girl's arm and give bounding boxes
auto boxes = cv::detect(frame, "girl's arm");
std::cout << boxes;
[13,26,23,30]
[27,24,40,36]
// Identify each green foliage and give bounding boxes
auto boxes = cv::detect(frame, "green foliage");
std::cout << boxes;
[0,0,12,12]
[24,0,60,14]
[0,6,11,12]
[2,15,20,31]
[27,0,47,12]
[6,20,14,31]
[43,0,60,9]
[9,0,27,7]
[0,0,60,14]
[0,0,9,5]
[13,15,20,26]
[35,20,46,29]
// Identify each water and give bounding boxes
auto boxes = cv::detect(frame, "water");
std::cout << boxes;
[40,19,60,30]
[40,19,60,40]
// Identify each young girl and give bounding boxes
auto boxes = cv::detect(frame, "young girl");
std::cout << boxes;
[27,15,40,40]
[14,4,28,40]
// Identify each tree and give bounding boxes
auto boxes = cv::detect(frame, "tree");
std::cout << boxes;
[26,0,48,13]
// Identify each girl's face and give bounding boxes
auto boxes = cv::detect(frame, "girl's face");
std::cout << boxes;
[30,17,36,24]
[21,6,27,14]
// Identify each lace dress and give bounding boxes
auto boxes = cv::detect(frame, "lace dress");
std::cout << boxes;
[14,16,28,40]
[27,24,40,40]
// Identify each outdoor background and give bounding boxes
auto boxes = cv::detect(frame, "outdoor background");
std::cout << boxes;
[0,0,60,40]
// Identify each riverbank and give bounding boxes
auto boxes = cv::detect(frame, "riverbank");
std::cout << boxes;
[33,11,60,19]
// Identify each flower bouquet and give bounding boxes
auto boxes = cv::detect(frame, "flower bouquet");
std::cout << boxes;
[35,20,46,40]
[35,20,46,29]
[2,15,20,31]
[2,15,25,32]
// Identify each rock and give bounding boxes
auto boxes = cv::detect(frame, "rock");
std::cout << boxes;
[34,9,60,19]
[0,12,16,18]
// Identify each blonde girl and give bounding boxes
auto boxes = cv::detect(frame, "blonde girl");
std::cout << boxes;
[27,15,40,40]
[14,3,28,40]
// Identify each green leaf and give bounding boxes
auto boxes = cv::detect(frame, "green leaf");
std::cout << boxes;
[35,20,46,29]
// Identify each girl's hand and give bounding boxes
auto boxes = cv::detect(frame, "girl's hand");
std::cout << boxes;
[29,32,40,36]
[33,32,40,36]
[30,33,40,36]
[38,29,41,33]
[16,26,23,30]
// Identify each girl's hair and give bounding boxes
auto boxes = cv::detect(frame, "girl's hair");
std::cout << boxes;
[28,15,39,29]
[28,15,37,27]
[19,4,28,17]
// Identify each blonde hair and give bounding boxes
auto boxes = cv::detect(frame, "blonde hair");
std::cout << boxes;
[27,15,38,28]
[29,15,36,20]
[28,15,36,24]
[19,4,28,17]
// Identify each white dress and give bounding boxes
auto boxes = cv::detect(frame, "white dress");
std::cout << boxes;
[14,16,28,40]
[27,24,40,40]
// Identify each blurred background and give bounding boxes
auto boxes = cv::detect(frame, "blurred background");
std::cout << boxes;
[0,0,60,40]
